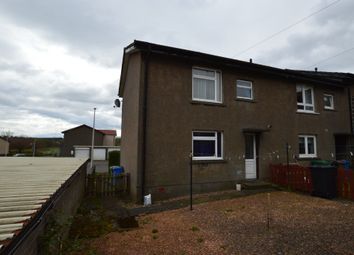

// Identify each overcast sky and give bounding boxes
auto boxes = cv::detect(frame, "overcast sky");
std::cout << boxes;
[0,0,353,137]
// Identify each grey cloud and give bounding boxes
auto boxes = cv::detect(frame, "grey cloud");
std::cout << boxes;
[254,0,354,71]
[0,0,353,136]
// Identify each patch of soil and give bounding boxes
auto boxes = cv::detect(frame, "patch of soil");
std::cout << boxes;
[117,216,139,229]
[88,192,354,255]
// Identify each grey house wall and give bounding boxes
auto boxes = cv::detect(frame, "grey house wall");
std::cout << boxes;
[61,126,104,156]
[120,52,144,202]
[120,50,351,202]
[144,54,350,200]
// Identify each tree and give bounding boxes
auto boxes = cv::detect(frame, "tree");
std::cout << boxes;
[1,130,14,139]
[115,137,121,146]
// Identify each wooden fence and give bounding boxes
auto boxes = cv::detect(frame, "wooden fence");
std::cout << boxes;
[86,173,130,196]
[337,167,354,200]
[270,164,312,193]
[270,164,354,201]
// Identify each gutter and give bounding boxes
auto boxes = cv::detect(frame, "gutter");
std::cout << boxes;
[1,160,88,255]
[140,46,151,203]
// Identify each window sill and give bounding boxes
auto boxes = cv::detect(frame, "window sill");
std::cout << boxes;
[297,156,318,161]
[235,98,256,103]
[296,111,320,115]
[191,100,226,107]
[324,108,336,112]
[192,159,227,164]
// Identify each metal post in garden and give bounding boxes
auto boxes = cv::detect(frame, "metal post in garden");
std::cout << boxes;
[90,107,96,171]
[190,151,193,211]
[286,142,289,188]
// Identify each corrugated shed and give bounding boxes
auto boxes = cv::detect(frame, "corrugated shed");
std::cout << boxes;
[0,157,87,251]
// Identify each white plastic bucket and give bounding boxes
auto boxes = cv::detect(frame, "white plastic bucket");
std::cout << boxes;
[144,194,152,206]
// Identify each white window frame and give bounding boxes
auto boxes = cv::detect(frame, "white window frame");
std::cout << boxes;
[298,135,317,158]
[192,67,222,103]
[236,80,253,100]
[297,85,315,113]
[192,131,223,160]
[324,94,334,110]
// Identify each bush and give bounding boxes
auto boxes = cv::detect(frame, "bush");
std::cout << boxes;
[108,150,120,167]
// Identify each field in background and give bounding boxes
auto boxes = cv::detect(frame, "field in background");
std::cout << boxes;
[5,137,62,156]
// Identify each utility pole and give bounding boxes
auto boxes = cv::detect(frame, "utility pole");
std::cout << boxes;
[90,108,96,170]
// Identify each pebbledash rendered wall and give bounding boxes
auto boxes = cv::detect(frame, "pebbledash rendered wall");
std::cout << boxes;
[120,46,351,202]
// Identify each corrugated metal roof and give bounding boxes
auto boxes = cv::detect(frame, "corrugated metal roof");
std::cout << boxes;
[0,157,87,252]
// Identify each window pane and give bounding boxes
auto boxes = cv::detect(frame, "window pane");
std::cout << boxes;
[237,80,251,88]
[205,80,215,100]
[297,104,304,110]
[305,106,314,111]
[245,135,254,159]
[193,140,215,157]
[215,72,222,102]
[217,132,222,157]
[296,86,303,103]
[193,78,215,100]
[305,88,312,104]
[193,132,215,137]
[193,68,215,77]
[324,95,333,108]
[307,137,315,154]
[299,137,305,154]
[237,87,252,99]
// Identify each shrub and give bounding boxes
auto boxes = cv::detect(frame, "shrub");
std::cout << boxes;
[197,237,204,243]
[190,226,199,232]
[108,150,120,167]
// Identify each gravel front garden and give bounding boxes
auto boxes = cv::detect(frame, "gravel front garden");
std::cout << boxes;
[70,191,354,255]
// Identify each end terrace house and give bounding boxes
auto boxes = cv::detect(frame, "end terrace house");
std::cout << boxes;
[118,40,354,202]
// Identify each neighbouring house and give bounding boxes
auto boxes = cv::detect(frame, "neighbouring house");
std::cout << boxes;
[118,40,354,202]
[0,138,9,156]
[60,124,117,157]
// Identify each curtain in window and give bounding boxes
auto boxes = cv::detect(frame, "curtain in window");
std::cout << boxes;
[299,137,305,154]
[307,137,315,154]
[193,78,215,100]
[305,88,312,104]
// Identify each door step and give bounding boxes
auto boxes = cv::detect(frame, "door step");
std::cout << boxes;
[241,181,273,190]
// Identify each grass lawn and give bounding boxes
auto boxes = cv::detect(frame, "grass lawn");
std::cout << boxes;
[66,191,354,255]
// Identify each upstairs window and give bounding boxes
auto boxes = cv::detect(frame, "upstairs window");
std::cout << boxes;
[297,85,314,112]
[192,68,222,103]
[236,80,253,100]
[324,94,334,110]
[299,135,317,158]
[192,131,223,160]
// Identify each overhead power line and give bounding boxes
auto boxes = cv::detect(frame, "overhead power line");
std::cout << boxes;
[306,46,354,69]
[234,0,342,57]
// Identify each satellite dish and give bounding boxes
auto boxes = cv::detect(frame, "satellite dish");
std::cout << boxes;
[114,99,121,108]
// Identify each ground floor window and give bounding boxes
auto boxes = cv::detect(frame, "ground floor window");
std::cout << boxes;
[192,131,223,160]
[298,135,317,158]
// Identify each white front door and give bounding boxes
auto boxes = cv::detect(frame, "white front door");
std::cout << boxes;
[245,134,257,179]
